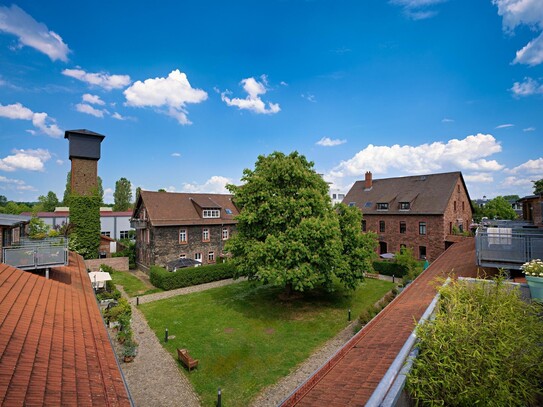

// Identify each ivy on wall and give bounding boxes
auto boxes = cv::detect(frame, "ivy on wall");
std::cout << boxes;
[68,194,101,259]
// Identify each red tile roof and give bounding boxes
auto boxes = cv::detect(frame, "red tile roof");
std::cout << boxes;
[281,238,494,406]
[0,253,131,406]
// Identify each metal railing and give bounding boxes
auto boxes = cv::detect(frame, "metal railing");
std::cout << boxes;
[2,237,69,270]
[475,228,543,270]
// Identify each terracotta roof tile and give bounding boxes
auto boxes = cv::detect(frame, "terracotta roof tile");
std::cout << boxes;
[282,238,490,406]
[0,254,131,406]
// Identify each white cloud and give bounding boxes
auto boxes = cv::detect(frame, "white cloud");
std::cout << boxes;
[0,175,35,191]
[464,173,494,183]
[510,77,543,96]
[171,152,181,157]
[124,69,207,125]
[181,176,233,194]
[502,176,537,188]
[56,159,64,165]
[493,0,543,66]
[328,134,504,181]
[316,137,347,147]
[75,103,105,118]
[0,102,62,137]
[82,93,105,105]
[0,148,51,172]
[441,117,454,123]
[301,93,316,102]
[63,68,131,90]
[507,157,543,174]
[111,112,129,120]
[390,0,447,20]
[0,5,70,62]
[221,76,280,115]
[495,123,514,129]
[523,127,536,132]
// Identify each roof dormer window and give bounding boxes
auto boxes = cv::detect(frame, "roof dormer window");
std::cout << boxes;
[203,209,220,218]
[376,202,389,211]
[399,202,410,210]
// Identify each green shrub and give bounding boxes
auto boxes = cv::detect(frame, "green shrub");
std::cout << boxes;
[104,297,131,322]
[372,261,408,277]
[150,262,237,290]
[113,239,136,269]
[100,264,115,274]
[407,277,543,406]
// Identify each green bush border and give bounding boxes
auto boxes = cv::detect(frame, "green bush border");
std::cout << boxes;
[372,261,408,277]
[149,262,236,290]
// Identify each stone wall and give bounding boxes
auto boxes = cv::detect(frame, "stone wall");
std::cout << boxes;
[85,257,129,271]
[150,224,236,267]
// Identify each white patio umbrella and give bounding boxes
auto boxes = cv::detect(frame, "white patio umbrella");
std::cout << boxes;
[88,271,112,289]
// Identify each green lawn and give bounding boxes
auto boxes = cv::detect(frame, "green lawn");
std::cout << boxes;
[140,278,394,406]
[110,270,162,297]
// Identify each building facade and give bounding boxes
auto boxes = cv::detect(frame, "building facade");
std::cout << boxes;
[343,171,473,262]
[24,208,133,240]
[131,191,238,270]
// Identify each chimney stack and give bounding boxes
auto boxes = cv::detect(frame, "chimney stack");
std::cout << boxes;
[64,129,105,197]
[364,171,372,190]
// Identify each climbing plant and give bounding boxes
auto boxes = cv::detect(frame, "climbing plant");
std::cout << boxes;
[68,194,101,259]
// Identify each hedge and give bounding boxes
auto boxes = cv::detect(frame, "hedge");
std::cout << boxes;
[149,262,237,290]
[372,261,408,277]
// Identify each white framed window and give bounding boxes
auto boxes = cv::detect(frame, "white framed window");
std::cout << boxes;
[101,231,111,237]
[203,209,220,218]
[179,254,186,259]
[179,229,187,244]
[222,227,229,240]
[120,230,130,239]
[208,251,215,262]
[194,252,202,262]
[377,203,389,210]
[202,228,210,242]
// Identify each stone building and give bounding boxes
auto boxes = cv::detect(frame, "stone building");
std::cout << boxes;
[131,190,239,270]
[343,171,473,261]
[518,194,543,227]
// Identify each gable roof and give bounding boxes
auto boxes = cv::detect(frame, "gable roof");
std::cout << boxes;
[343,171,471,215]
[0,255,132,406]
[133,190,239,226]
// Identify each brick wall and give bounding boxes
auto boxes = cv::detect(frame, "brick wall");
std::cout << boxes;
[443,178,473,236]
[365,214,445,261]
[85,257,129,271]
[71,158,98,196]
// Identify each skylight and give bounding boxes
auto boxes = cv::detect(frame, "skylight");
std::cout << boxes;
[225,208,233,215]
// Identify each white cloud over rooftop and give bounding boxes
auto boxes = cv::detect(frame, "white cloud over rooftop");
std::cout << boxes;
[0,148,51,172]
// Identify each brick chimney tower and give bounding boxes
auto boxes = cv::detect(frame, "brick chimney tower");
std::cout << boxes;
[64,129,105,196]
[364,171,373,190]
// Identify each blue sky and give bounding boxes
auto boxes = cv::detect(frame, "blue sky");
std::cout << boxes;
[1,0,542,203]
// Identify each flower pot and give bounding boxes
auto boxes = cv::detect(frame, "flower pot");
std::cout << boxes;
[123,355,134,363]
[526,275,543,302]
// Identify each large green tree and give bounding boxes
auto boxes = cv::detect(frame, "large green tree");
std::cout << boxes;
[335,203,377,289]
[481,196,518,220]
[226,151,372,294]
[533,179,543,195]
[37,191,59,212]
[113,177,133,211]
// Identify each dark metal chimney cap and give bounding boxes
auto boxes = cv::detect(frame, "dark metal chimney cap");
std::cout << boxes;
[64,129,105,160]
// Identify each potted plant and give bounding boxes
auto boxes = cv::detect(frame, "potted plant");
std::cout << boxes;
[122,339,138,363]
[521,259,543,302]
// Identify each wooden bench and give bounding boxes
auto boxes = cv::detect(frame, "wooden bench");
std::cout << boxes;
[177,348,199,371]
